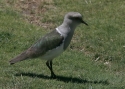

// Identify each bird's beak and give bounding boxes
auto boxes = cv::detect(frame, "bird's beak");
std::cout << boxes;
[81,20,88,26]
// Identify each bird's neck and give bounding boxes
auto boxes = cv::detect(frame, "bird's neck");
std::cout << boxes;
[57,22,77,37]
[57,22,78,50]
[62,23,76,32]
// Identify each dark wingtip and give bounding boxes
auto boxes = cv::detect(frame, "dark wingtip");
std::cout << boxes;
[10,63,14,65]
[9,61,15,65]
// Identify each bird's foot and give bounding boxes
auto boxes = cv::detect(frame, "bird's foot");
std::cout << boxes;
[51,73,56,79]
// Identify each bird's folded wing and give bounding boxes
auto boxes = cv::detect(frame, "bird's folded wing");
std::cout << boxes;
[26,30,64,58]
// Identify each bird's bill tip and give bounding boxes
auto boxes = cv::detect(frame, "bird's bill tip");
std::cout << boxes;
[81,20,88,26]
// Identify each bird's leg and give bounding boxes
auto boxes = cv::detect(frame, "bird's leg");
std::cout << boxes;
[46,60,56,78]
[50,61,56,78]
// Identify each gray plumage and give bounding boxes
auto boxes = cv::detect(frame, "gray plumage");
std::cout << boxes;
[10,30,64,63]
[9,12,88,78]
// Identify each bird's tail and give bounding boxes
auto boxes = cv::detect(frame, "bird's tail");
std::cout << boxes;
[9,51,28,65]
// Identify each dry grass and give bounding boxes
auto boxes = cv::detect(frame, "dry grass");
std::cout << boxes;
[6,0,55,28]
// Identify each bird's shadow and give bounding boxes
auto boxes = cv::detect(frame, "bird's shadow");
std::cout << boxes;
[15,72,109,85]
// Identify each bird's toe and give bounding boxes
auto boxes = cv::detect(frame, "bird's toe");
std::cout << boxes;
[51,74,57,79]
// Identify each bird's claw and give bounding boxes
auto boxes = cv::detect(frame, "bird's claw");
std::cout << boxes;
[51,74,56,79]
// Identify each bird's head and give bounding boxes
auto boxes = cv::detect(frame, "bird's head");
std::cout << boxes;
[64,12,88,26]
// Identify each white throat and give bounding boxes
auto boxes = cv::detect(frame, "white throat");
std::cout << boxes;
[56,27,70,38]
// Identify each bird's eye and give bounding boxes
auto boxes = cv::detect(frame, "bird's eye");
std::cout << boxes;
[75,17,79,19]
[74,17,82,21]
[69,16,82,22]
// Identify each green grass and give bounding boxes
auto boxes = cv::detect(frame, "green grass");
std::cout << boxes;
[0,0,125,89]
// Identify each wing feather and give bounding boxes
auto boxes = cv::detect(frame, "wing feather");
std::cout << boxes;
[26,30,64,58]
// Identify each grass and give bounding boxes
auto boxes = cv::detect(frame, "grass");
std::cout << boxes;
[0,0,125,88]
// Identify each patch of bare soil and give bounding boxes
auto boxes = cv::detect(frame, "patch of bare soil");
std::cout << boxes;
[6,0,55,28]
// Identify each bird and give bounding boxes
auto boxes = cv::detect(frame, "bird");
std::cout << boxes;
[9,12,88,78]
